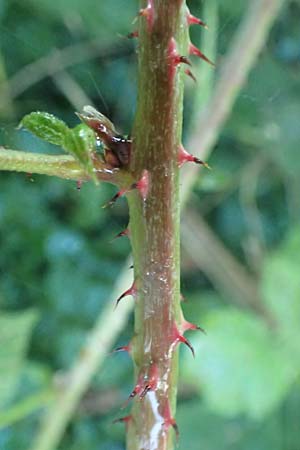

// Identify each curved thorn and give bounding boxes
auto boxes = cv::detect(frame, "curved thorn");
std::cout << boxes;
[195,325,206,334]
[179,335,195,357]
[103,188,128,208]
[139,0,154,32]
[115,281,136,309]
[113,415,132,425]
[110,228,130,242]
[113,344,130,353]
[193,157,211,169]
[163,400,179,441]
[182,319,206,335]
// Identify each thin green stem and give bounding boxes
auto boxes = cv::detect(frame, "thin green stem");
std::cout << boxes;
[0,148,132,185]
[0,39,132,102]
[0,390,53,429]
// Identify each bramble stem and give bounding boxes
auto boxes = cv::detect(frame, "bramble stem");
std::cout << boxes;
[127,1,188,449]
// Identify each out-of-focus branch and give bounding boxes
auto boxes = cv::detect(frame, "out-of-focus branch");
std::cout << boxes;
[0,52,15,119]
[239,155,268,271]
[181,0,285,203]
[28,1,284,449]
[30,265,133,450]
[52,71,95,111]
[0,39,132,102]
[0,390,53,429]
[181,210,274,324]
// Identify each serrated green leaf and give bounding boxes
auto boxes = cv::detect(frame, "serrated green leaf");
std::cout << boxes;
[0,310,39,409]
[20,112,69,147]
[21,113,99,183]
[62,124,98,184]
[182,308,295,420]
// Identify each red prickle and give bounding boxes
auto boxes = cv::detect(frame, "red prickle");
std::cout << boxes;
[113,344,131,354]
[172,323,195,357]
[185,68,197,82]
[76,180,83,190]
[111,228,130,242]
[123,372,145,407]
[182,319,206,335]
[178,145,210,168]
[113,415,132,424]
[189,43,215,66]
[162,400,179,441]
[103,187,128,208]
[168,38,192,81]
[133,169,150,201]
[115,280,137,308]
[113,415,132,431]
[187,11,208,29]
[139,0,154,32]
[140,363,159,398]
[177,334,195,357]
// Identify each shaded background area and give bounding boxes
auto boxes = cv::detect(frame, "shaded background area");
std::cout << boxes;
[1,0,300,449]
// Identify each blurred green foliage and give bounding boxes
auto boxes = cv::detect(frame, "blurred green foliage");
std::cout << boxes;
[1,0,300,449]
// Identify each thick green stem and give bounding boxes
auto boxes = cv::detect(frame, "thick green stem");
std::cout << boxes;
[127,1,188,449]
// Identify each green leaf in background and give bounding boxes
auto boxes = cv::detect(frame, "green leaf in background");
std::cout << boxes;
[261,228,300,354]
[182,308,295,420]
[62,124,98,184]
[177,400,283,450]
[20,112,69,147]
[0,310,38,409]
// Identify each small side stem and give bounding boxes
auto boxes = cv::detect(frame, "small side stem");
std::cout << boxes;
[0,148,131,185]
